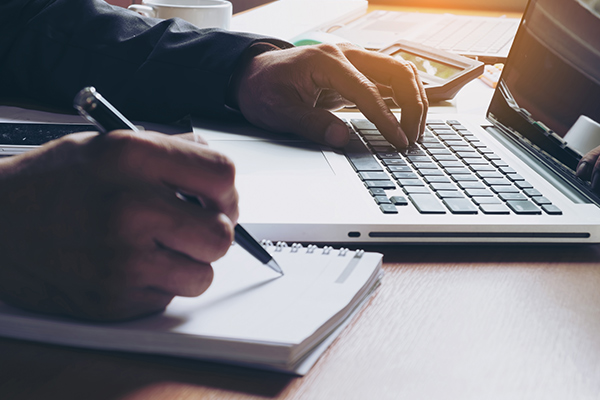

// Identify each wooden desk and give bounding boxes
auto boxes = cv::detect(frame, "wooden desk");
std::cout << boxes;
[3,243,600,399]
[4,4,600,400]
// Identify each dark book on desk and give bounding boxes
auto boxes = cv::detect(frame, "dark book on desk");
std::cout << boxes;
[0,242,382,375]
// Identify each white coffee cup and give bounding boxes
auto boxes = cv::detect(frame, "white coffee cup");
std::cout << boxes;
[563,115,600,155]
[128,0,232,30]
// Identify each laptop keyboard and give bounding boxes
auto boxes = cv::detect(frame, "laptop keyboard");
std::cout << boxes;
[345,119,563,216]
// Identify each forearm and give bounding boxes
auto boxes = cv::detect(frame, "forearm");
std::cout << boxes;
[0,0,290,122]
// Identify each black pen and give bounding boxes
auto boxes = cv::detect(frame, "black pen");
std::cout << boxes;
[73,86,283,275]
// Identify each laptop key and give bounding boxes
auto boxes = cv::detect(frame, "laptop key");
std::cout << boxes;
[420,137,443,144]
[477,171,504,178]
[404,186,432,194]
[515,181,534,189]
[456,152,481,158]
[396,179,425,186]
[359,130,383,138]
[506,200,542,214]
[463,158,490,165]
[433,155,460,162]
[381,159,406,166]
[424,176,451,183]
[479,203,511,214]
[532,196,552,205]
[401,147,427,156]
[378,152,403,159]
[484,153,501,160]
[365,139,391,147]
[364,180,396,189]
[421,143,445,149]
[413,162,438,169]
[391,172,419,180]
[344,142,384,172]
[506,174,525,181]
[470,164,497,171]
[498,192,527,201]
[374,195,392,204]
[408,194,447,214]
[439,160,464,168]
[523,188,543,197]
[351,119,376,130]
[427,148,453,155]
[498,166,516,173]
[492,160,510,168]
[450,123,468,131]
[445,167,472,175]
[359,171,389,181]
[458,181,486,190]
[406,155,431,163]
[451,174,479,181]
[542,204,562,215]
[430,182,457,191]
[483,177,511,186]
[443,198,479,214]
[390,196,409,206]
[387,165,413,173]
[419,169,446,176]
[350,118,377,129]
[490,185,520,193]
[472,196,502,205]
[465,188,494,197]
[346,156,383,172]
[437,190,466,198]
[379,204,398,214]
[369,188,387,196]
[372,145,398,153]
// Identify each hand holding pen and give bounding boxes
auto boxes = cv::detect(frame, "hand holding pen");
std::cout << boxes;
[74,86,283,275]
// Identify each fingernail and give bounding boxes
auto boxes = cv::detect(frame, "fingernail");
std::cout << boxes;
[576,161,587,176]
[325,123,349,148]
[396,126,409,148]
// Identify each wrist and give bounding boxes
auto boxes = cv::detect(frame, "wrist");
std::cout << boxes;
[225,42,284,112]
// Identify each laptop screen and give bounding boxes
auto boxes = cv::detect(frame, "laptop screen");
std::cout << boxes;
[487,0,600,171]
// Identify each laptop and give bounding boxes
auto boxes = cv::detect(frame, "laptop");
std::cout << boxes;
[193,0,600,244]
[232,0,520,63]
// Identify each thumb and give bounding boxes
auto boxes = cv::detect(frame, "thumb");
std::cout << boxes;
[291,107,350,148]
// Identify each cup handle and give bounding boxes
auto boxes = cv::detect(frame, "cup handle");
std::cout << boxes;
[127,4,157,18]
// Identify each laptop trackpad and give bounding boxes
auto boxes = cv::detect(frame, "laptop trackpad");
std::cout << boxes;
[207,140,335,176]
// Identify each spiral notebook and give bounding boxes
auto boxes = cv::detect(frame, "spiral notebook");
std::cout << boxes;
[0,242,383,375]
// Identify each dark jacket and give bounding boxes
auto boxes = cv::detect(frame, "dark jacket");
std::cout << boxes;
[0,0,290,122]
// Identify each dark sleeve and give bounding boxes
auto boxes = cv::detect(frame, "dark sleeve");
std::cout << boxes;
[0,0,292,123]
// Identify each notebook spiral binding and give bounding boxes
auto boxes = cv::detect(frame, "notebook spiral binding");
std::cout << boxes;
[259,240,364,258]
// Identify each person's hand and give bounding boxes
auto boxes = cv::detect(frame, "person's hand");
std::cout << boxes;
[233,43,428,149]
[576,146,600,193]
[0,130,238,321]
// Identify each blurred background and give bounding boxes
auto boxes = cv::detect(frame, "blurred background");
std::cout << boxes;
[106,0,528,14]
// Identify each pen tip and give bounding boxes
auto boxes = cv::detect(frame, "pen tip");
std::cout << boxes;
[267,259,284,275]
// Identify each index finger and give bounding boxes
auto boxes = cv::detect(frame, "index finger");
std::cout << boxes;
[309,45,409,148]
[342,45,428,143]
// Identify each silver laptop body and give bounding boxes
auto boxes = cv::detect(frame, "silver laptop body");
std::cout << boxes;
[194,0,600,244]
